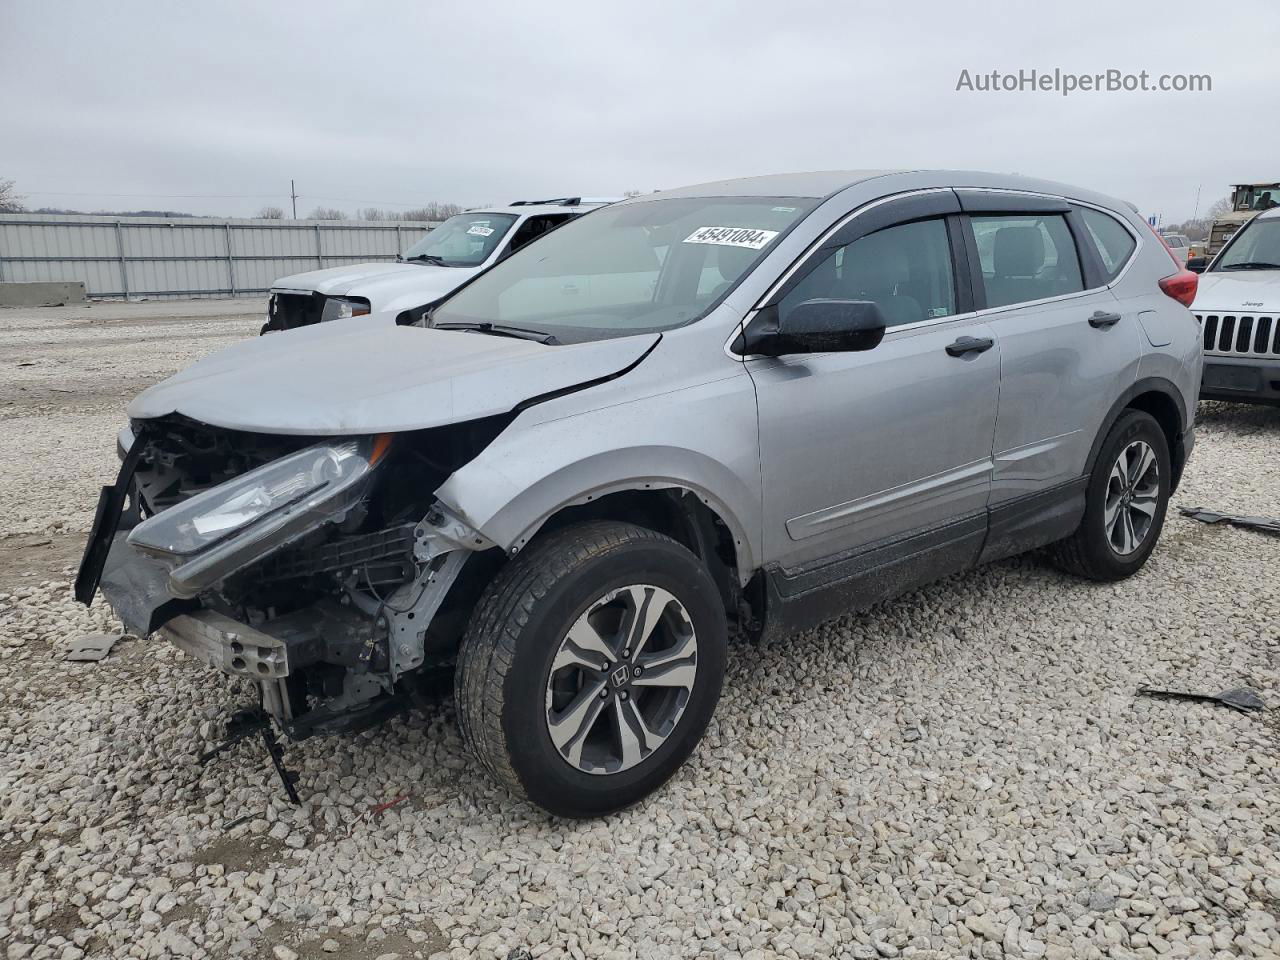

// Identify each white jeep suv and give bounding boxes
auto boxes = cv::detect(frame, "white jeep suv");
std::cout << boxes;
[1191,207,1280,405]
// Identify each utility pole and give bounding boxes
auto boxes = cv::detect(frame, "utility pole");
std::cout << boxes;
[1191,183,1202,222]
[290,179,298,219]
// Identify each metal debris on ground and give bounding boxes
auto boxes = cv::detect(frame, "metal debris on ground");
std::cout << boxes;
[199,707,302,805]
[1137,686,1267,713]
[1179,506,1280,535]
[64,632,125,662]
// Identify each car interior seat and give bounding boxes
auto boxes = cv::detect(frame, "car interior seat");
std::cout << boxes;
[837,242,923,326]
[989,225,1049,305]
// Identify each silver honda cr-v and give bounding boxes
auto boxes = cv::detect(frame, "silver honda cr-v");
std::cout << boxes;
[77,170,1202,817]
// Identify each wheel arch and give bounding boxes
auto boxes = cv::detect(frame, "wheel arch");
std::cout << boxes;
[526,485,748,620]
[1085,377,1189,491]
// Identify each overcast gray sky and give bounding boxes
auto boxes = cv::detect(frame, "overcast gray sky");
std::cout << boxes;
[2,0,1275,223]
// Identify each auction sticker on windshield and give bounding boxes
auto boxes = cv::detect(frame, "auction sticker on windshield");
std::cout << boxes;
[684,226,779,250]
[467,224,495,237]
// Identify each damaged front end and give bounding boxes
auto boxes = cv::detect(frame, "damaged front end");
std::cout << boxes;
[76,414,504,738]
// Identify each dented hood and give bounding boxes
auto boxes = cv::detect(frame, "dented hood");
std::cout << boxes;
[128,322,658,435]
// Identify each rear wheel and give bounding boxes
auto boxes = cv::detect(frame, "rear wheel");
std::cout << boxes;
[455,521,727,817]
[1051,409,1170,581]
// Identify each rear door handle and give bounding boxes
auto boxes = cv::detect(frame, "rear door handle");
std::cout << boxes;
[1089,310,1122,328]
[945,335,994,357]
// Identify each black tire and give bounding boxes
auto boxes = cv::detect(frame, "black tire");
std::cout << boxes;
[1051,409,1171,581]
[455,520,727,817]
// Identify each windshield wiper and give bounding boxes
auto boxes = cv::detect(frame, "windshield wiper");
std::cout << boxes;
[403,253,448,265]
[1218,261,1280,271]
[433,321,559,345]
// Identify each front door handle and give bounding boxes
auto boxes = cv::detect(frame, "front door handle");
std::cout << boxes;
[945,335,995,357]
[1089,310,1122,328]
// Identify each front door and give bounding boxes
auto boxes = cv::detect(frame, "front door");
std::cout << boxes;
[745,197,1001,577]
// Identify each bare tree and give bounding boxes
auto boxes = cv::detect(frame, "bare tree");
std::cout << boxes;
[1161,217,1211,241]
[256,205,285,219]
[307,206,348,220]
[400,202,463,222]
[1208,196,1232,219]
[358,207,390,221]
[0,177,25,213]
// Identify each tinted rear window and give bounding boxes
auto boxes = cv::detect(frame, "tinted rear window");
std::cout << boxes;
[969,214,1084,309]
[1080,208,1137,281]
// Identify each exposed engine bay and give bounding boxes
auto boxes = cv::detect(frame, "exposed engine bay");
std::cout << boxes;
[78,413,511,739]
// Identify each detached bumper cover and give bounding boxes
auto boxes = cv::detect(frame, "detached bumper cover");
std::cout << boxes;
[75,437,145,606]
[98,533,196,637]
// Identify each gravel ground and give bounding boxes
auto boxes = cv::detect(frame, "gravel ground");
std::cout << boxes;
[1,301,1277,960]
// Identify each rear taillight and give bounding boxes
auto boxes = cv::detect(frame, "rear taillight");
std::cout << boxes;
[1159,270,1198,307]
[1141,219,1197,305]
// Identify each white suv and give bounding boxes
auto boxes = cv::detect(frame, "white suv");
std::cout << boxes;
[1191,207,1280,405]
[262,198,617,333]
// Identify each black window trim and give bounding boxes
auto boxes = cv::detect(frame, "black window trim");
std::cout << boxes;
[729,187,1146,359]
[957,201,1141,314]
[743,207,969,347]
[961,210,1088,313]
[759,189,962,310]
[1070,204,1143,287]
[964,190,1144,297]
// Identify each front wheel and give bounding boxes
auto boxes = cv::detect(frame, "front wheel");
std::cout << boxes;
[455,521,727,817]
[1051,409,1170,581]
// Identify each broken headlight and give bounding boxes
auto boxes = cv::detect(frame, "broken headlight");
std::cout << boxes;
[129,435,391,597]
[320,296,371,323]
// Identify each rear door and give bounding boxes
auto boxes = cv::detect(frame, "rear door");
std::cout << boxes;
[956,191,1144,505]
[747,191,1001,573]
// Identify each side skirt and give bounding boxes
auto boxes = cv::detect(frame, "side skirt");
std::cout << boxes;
[978,477,1087,566]
[758,478,1087,643]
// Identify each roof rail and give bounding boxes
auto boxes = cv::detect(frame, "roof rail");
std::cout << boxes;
[509,197,582,207]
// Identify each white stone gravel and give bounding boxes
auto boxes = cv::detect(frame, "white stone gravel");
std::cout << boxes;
[1,302,1277,960]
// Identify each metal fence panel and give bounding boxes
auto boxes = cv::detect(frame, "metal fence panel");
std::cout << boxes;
[0,214,438,299]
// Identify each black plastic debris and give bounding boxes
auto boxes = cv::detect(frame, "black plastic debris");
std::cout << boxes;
[1179,506,1280,535]
[1137,686,1267,713]
[200,707,302,805]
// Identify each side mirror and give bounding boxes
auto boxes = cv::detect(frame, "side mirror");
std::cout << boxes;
[741,299,888,357]
[1186,256,1208,274]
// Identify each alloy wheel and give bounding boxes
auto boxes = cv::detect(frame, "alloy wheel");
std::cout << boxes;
[1104,439,1160,556]
[544,584,698,775]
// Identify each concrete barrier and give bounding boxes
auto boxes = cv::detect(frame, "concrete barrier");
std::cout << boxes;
[0,281,88,307]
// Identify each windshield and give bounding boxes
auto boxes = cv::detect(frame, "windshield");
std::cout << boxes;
[429,196,817,342]
[1213,218,1280,271]
[401,212,517,267]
